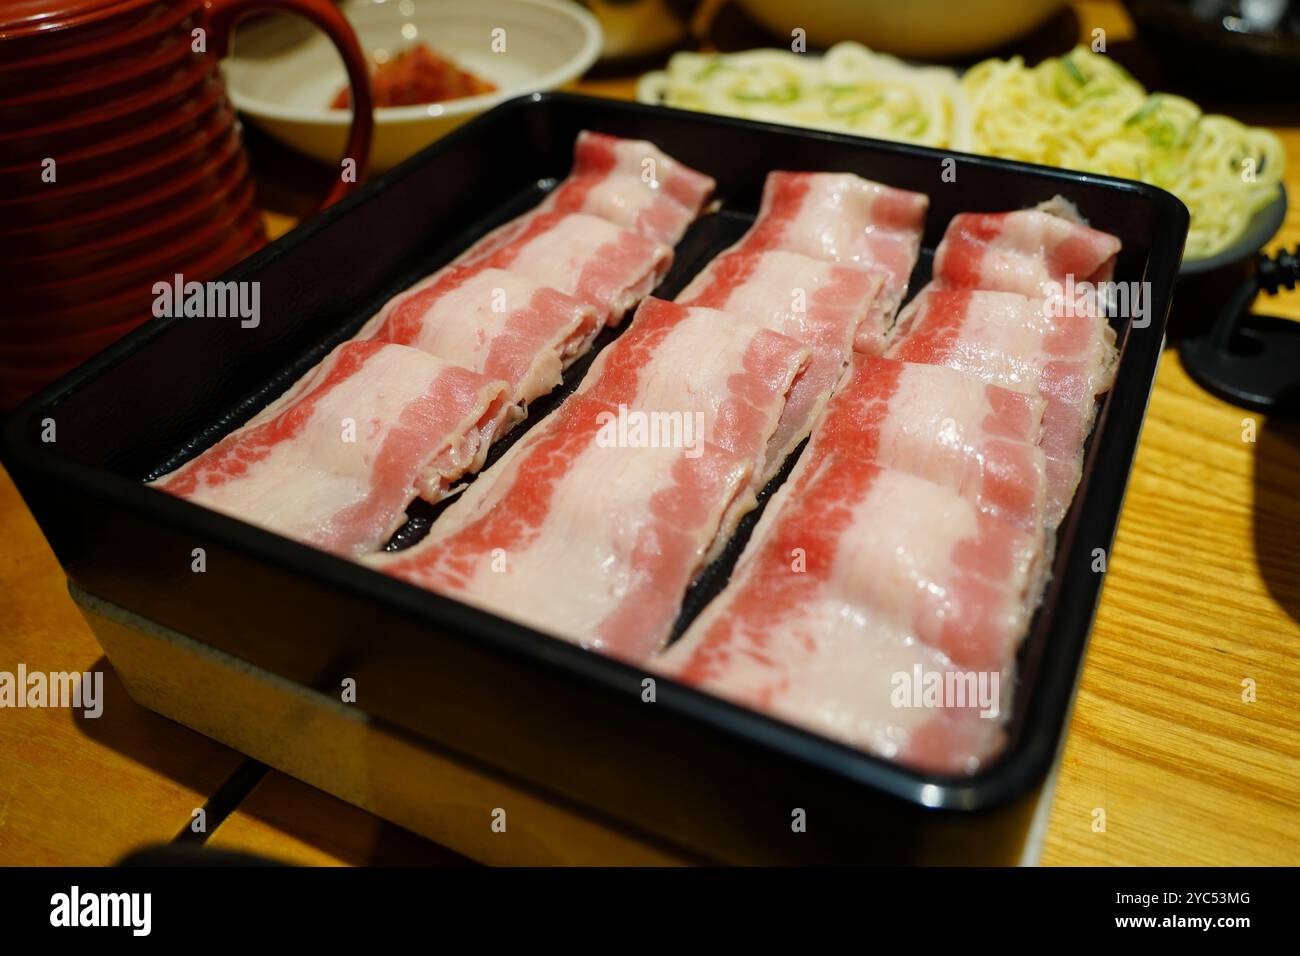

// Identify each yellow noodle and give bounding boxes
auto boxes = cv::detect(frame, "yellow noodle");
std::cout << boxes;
[636,43,1285,259]
[962,47,1285,259]
[637,43,971,151]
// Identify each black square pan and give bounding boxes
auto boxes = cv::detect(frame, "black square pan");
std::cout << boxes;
[2,93,1188,863]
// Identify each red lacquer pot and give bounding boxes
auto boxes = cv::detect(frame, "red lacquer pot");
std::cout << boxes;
[0,0,375,408]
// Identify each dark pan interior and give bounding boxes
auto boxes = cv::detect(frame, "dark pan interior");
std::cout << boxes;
[2,95,1187,851]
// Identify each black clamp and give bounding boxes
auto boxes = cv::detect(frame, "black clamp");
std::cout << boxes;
[1180,245,1300,414]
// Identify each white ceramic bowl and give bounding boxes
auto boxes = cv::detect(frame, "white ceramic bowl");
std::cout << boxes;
[735,0,1067,59]
[224,0,602,171]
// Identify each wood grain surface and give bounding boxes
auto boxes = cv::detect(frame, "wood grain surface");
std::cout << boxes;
[0,474,247,865]
[1,0,1296,866]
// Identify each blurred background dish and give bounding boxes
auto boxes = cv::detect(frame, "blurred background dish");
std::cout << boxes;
[1125,0,1300,91]
[733,0,1069,58]
[638,41,1288,269]
[638,42,972,149]
[225,0,603,171]
[959,46,1286,262]
[579,0,697,63]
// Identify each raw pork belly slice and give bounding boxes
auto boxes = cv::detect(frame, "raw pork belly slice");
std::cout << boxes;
[570,131,715,215]
[536,131,716,246]
[358,264,601,420]
[371,299,809,661]
[807,355,1049,532]
[459,211,672,326]
[931,208,1121,301]
[655,454,1040,775]
[576,296,810,555]
[153,341,510,558]
[677,248,885,479]
[576,298,810,468]
[889,288,1116,523]
[733,171,928,351]
[373,404,751,664]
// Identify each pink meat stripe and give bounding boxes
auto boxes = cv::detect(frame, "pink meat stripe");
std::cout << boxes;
[888,283,1116,525]
[369,298,808,662]
[449,130,716,327]
[457,210,672,328]
[677,248,885,481]
[357,264,601,424]
[808,355,1049,532]
[534,130,716,246]
[931,208,1121,299]
[729,171,928,352]
[152,341,510,558]
[655,445,1040,776]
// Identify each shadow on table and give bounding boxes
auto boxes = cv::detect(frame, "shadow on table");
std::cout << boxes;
[66,655,242,797]
[73,656,466,866]
[1252,417,1300,629]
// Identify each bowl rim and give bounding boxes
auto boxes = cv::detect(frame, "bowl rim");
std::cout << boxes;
[1178,184,1288,274]
[224,0,603,127]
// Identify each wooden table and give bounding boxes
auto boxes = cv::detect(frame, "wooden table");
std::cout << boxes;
[1,2,1297,866]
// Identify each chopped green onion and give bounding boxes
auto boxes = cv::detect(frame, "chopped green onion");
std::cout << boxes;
[893,111,929,136]
[1124,96,1161,126]
[1146,121,1177,149]
[731,84,800,104]
[693,60,725,82]
[826,89,884,118]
